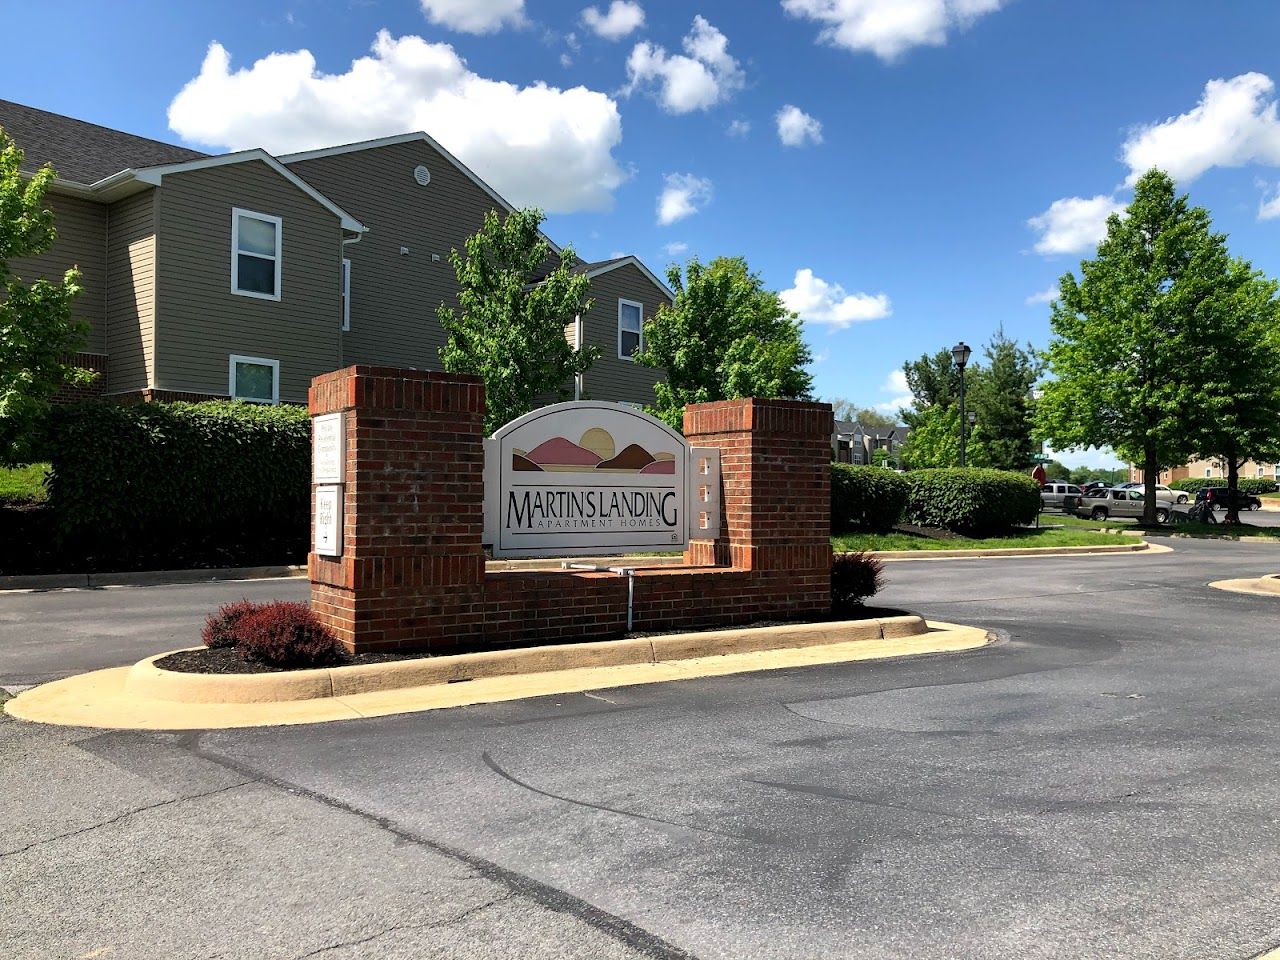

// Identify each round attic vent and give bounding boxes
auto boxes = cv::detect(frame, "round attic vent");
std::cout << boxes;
[413,164,431,186]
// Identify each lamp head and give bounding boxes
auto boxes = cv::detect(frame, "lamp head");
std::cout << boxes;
[951,341,972,370]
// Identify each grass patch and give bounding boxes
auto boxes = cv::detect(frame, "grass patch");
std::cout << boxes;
[0,463,49,505]
[832,527,1132,552]
[1160,520,1280,539]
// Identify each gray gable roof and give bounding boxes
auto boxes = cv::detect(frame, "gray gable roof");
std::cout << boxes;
[0,99,205,185]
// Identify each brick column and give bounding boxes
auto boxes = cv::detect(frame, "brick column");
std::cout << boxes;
[309,366,486,654]
[684,398,833,614]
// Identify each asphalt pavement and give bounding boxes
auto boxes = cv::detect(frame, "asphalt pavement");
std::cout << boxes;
[4,538,1280,958]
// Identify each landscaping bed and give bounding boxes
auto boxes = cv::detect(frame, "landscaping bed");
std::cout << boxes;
[158,605,911,675]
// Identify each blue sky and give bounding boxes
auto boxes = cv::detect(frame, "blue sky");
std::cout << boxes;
[5,1,1280,466]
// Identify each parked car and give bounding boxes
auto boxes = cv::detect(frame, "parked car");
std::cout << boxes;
[1194,486,1262,511]
[1041,481,1084,511]
[1075,487,1174,523]
[1081,480,1114,496]
[1129,483,1188,504]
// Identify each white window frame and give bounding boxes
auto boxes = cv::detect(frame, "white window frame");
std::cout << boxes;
[228,354,280,405]
[617,298,644,361]
[341,258,351,331]
[231,208,283,301]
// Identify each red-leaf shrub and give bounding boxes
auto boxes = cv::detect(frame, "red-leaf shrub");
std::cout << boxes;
[201,599,260,649]
[832,551,885,614]
[235,601,343,669]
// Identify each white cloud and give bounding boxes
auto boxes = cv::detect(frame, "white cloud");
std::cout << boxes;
[1025,284,1059,305]
[663,240,689,255]
[582,1,645,40]
[167,32,627,214]
[727,119,750,137]
[813,348,831,364]
[420,0,524,34]
[656,173,712,225]
[1259,182,1280,221]
[782,0,1006,62]
[1121,73,1280,186]
[876,369,914,412]
[1027,194,1125,257]
[560,52,573,68]
[776,104,823,147]
[780,268,892,329]
[624,16,744,114]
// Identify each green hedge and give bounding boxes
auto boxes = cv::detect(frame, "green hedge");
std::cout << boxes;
[905,468,1040,535]
[1172,476,1279,495]
[44,401,310,566]
[831,464,909,534]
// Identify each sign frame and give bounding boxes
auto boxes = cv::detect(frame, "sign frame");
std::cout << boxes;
[313,412,345,484]
[314,484,343,557]
[484,401,693,559]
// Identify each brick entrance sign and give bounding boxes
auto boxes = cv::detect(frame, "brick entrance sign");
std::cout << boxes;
[309,366,832,654]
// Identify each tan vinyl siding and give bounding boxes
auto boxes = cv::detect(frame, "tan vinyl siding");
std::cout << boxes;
[579,264,671,406]
[286,141,509,370]
[9,192,107,352]
[104,190,156,392]
[154,160,343,402]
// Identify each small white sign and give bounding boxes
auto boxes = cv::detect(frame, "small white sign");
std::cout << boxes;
[315,485,343,557]
[313,412,345,484]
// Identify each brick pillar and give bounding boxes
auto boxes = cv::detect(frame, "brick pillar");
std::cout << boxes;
[683,398,833,614]
[308,366,487,654]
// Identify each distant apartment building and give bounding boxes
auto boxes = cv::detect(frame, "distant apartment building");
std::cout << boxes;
[1129,457,1280,484]
[832,420,911,465]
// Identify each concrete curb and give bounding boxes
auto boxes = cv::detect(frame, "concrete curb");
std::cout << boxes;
[123,615,928,705]
[5,620,988,731]
[1208,574,1280,597]
[867,541,1159,562]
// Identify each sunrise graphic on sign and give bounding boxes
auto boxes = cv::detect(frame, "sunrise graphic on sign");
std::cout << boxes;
[512,428,676,475]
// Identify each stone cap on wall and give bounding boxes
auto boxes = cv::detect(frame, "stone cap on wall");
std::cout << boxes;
[309,366,485,417]
[684,397,834,439]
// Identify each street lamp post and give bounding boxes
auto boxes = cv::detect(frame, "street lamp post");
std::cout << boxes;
[952,341,972,466]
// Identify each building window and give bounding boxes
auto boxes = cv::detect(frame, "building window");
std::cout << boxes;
[231,208,282,300]
[341,258,351,331]
[1204,467,1212,478]
[1258,465,1266,478]
[618,299,643,360]
[229,355,279,404]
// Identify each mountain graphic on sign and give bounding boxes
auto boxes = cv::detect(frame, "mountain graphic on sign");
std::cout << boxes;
[511,429,674,474]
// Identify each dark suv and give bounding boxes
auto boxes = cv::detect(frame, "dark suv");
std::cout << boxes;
[1194,486,1262,512]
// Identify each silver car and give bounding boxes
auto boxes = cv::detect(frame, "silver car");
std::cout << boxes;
[1041,481,1084,510]
[1075,487,1174,523]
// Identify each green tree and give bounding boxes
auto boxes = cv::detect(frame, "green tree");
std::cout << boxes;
[1187,257,1280,523]
[899,404,990,469]
[0,130,89,463]
[970,329,1042,471]
[900,349,970,426]
[635,256,812,431]
[826,398,898,429]
[1036,169,1228,524]
[438,208,597,433]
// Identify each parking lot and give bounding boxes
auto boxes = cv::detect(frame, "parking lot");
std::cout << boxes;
[5,537,1280,958]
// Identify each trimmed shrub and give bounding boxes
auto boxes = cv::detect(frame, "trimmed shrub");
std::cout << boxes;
[1239,477,1278,495]
[832,551,884,613]
[201,599,260,649]
[43,401,309,568]
[831,464,909,534]
[1171,476,1278,495]
[905,468,1040,535]
[236,601,344,669]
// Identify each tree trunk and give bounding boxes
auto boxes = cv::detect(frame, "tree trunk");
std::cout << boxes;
[1143,448,1159,526]
[1226,456,1241,525]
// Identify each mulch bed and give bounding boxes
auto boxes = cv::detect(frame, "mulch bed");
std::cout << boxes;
[155,605,912,675]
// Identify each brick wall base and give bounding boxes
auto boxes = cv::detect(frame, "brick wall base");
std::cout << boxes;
[51,352,108,403]
[309,367,834,655]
